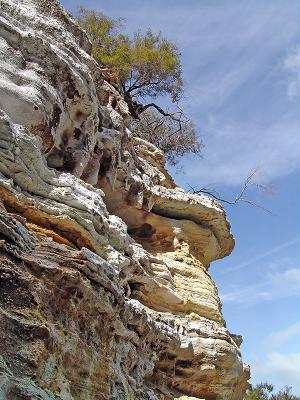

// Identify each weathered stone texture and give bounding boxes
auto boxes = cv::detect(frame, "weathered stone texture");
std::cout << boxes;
[0,0,249,399]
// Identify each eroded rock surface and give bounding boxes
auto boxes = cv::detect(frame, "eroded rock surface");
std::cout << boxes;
[0,1,250,399]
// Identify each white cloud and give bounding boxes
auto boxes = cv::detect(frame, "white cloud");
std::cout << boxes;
[268,267,300,294]
[221,237,300,275]
[220,257,300,304]
[180,2,300,112]
[251,352,300,393]
[284,46,300,98]
[181,115,300,186]
[268,321,300,348]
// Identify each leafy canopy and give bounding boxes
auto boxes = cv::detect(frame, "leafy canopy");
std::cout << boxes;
[244,383,300,400]
[77,6,183,102]
[77,6,201,165]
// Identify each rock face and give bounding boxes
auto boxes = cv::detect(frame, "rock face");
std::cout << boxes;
[0,1,250,399]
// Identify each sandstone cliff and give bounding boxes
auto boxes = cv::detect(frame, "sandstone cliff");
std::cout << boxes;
[0,1,250,399]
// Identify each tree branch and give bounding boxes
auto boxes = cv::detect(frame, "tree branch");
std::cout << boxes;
[125,78,165,93]
[188,170,273,214]
[138,103,183,122]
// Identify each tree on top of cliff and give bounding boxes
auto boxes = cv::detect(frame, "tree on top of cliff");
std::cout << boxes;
[77,6,183,103]
[76,7,202,164]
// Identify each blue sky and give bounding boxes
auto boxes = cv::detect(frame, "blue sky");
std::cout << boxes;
[61,0,300,393]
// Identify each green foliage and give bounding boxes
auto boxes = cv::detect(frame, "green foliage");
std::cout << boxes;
[130,109,203,165]
[244,383,300,400]
[245,383,274,400]
[77,6,201,164]
[77,6,183,101]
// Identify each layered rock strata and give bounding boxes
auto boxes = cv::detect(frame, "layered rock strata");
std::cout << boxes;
[0,0,250,399]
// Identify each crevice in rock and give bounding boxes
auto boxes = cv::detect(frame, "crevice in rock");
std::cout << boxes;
[0,187,92,252]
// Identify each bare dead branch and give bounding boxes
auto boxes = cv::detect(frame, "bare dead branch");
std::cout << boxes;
[187,184,236,205]
[188,170,273,214]
[130,108,202,165]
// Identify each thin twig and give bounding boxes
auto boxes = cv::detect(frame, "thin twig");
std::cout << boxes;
[187,170,273,214]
